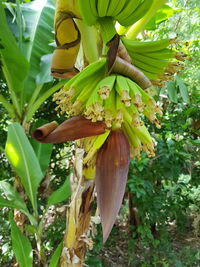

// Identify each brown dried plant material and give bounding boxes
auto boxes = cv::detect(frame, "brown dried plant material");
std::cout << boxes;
[96,130,130,243]
[60,148,95,267]
[32,116,107,144]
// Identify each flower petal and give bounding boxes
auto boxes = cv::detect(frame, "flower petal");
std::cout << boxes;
[32,116,107,144]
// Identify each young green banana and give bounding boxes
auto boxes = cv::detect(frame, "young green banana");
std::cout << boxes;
[119,0,153,26]
[89,0,98,16]
[98,75,116,99]
[83,130,110,164]
[122,120,142,150]
[104,87,116,128]
[114,0,141,23]
[144,49,175,60]
[98,0,110,17]
[78,0,97,25]
[129,51,169,69]
[132,57,166,74]
[115,75,132,107]
[107,0,126,17]
[122,37,172,53]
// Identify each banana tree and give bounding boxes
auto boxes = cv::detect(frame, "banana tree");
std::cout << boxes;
[0,0,186,266]
[31,0,185,266]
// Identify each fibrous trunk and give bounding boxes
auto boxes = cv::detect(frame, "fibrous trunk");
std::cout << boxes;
[60,148,94,267]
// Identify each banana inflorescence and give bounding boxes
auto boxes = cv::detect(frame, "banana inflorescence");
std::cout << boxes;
[52,53,162,242]
[53,58,162,163]
[41,0,186,244]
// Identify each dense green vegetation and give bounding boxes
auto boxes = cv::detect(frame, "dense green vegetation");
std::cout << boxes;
[0,0,199,266]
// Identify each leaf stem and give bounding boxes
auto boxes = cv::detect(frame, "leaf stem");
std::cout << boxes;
[0,94,17,119]
[26,83,44,111]
[126,0,168,40]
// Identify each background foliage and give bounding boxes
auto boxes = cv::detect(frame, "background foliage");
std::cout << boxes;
[0,0,199,266]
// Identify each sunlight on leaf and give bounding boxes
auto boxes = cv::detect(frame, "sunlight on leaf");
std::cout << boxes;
[5,143,19,166]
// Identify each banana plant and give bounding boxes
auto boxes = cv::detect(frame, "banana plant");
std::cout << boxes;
[30,0,187,266]
[0,0,188,266]
[0,0,71,266]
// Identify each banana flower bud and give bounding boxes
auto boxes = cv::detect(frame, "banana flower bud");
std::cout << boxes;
[96,130,130,243]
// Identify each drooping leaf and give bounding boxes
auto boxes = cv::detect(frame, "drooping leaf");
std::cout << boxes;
[0,181,27,211]
[176,75,190,104]
[0,0,29,94]
[96,131,130,243]
[9,213,33,267]
[5,123,43,211]
[167,80,178,103]
[47,177,71,206]
[0,181,36,225]
[21,0,55,101]
[49,242,63,267]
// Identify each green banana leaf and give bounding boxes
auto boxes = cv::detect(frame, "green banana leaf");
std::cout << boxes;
[49,242,63,267]
[36,53,54,84]
[9,212,33,267]
[5,123,43,211]
[0,181,36,225]
[0,0,29,113]
[21,0,55,102]
[47,177,71,206]
[30,138,53,174]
